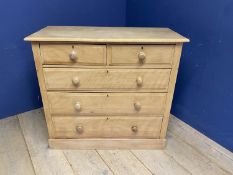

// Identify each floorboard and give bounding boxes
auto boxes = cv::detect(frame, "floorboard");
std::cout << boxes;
[165,132,231,175]
[97,150,153,175]
[0,116,35,175]
[169,115,233,174]
[63,150,114,175]
[18,109,74,175]
[132,150,191,175]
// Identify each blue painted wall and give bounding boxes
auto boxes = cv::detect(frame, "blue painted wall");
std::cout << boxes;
[0,0,126,118]
[126,0,233,151]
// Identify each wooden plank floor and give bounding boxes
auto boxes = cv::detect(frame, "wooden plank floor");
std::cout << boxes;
[0,108,232,175]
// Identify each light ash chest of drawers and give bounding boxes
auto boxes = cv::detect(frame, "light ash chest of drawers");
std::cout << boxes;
[25,26,189,149]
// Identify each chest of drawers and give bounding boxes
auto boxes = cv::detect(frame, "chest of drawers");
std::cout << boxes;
[25,26,189,149]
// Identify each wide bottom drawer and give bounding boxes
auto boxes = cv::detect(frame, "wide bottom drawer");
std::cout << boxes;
[52,116,162,139]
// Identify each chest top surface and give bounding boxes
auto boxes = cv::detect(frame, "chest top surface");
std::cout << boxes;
[24,26,189,43]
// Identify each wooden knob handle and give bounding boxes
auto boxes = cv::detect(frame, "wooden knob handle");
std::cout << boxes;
[134,102,141,111]
[72,77,80,86]
[138,51,146,63]
[131,125,138,133]
[75,102,81,111]
[136,76,143,86]
[76,125,83,134]
[69,50,77,61]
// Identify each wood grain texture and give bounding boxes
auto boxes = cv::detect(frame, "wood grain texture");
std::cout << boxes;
[0,116,35,175]
[160,44,183,138]
[24,26,189,43]
[31,43,54,138]
[43,64,173,69]
[49,138,166,149]
[132,150,191,175]
[52,116,162,138]
[63,150,113,175]
[41,44,106,65]
[169,115,233,174]
[2,109,232,175]
[18,109,74,175]
[26,26,189,149]
[109,45,175,66]
[165,132,231,175]
[43,68,171,91]
[97,150,153,175]
[47,92,167,116]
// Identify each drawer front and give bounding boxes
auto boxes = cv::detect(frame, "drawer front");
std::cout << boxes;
[48,92,167,116]
[44,68,171,91]
[40,44,106,65]
[109,45,175,66]
[53,116,162,138]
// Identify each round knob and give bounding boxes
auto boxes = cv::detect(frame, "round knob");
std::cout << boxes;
[75,102,81,111]
[76,125,83,134]
[138,51,146,63]
[72,77,80,86]
[131,125,138,133]
[136,76,143,86]
[134,102,141,111]
[69,50,77,61]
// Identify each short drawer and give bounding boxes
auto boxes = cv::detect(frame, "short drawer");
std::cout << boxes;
[109,45,175,66]
[52,116,162,139]
[40,44,106,65]
[44,68,171,92]
[48,92,167,116]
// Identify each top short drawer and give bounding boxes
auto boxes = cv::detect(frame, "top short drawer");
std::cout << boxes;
[40,44,106,65]
[109,45,175,67]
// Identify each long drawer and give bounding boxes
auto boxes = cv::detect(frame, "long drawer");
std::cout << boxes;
[44,68,171,92]
[52,116,162,139]
[40,44,106,65]
[48,92,167,116]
